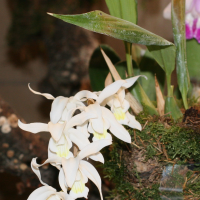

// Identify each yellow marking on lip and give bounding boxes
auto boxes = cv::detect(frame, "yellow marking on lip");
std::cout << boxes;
[93,129,107,139]
[71,179,85,194]
[56,143,69,158]
[114,107,126,121]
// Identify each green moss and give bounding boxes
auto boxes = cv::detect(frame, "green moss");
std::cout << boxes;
[103,114,200,199]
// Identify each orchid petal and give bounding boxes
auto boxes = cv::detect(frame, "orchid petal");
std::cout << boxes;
[92,132,112,142]
[58,192,75,200]
[48,138,57,153]
[28,84,55,100]
[102,107,131,143]
[79,169,88,184]
[163,3,171,19]
[78,139,111,160]
[87,122,93,133]
[27,186,56,200]
[186,0,195,13]
[62,157,79,188]
[64,111,96,132]
[91,118,104,134]
[57,134,66,145]
[106,96,114,108]
[18,120,48,134]
[195,0,200,14]
[79,160,103,200]
[68,128,90,150]
[126,111,142,131]
[65,135,73,149]
[50,97,68,124]
[74,90,98,101]
[87,103,104,133]
[122,75,146,89]
[59,168,68,193]
[186,14,194,39]
[32,157,62,179]
[122,99,130,113]
[194,18,200,43]
[89,152,104,163]
[48,147,62,162]
[31,158,48,186]
[117,89,125,105]
[113,97,121,108]
[69,185,89,199]
[76,122,90,138]
[48,122,64,142]
[97,80,124,104]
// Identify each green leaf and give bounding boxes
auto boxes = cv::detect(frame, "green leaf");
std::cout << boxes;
[117,61,158,115]
[105,0,138,24]
[138,53,165,101]
[89,45,121,91]
[49,11,173,46]
[147,45,176,77]
[165,86,183,120]
[105,0,138,77]
[130,82,158,115]
[186,39,200,81]
[172,0,190,109]
[165,97,183,120]
[147,45,176,97]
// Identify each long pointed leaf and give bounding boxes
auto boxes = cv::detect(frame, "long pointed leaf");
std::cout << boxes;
[172,0,190,109]
[48,11,172,46]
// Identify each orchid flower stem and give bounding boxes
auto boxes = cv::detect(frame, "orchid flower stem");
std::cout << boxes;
[124,41,134,77]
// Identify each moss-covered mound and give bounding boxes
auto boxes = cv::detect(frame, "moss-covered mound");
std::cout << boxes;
[103,112,200,200]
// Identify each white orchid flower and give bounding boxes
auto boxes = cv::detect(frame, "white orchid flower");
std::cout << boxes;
[61,139,112,200]
[18,120,72,162]
[18,120,104,163]
[96,76,144,131]
[27,186,74,200]
[64,102,132,143]
[31,140,111,200]
[28,84,97,123]
[29,158,74,200]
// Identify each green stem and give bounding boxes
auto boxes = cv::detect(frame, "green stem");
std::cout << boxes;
[166,74,172,97]
[124,41,134,77]
[182,91,189,109]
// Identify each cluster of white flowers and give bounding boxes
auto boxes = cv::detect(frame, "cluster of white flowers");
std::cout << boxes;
[18,58,143,200]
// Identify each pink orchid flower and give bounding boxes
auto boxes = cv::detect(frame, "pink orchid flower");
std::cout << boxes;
[163,0,200,43]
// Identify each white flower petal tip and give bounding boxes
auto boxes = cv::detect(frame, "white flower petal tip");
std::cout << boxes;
[50,97,68,124]
[89,152,104,163]
[27,186,74,200]
[27,186,55,200]
[74,90,98,101]
[62,157,80,188]
[18,120,49,134]
[28,84,55,100]
[78,139,112,160]
[80,160,103,200]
